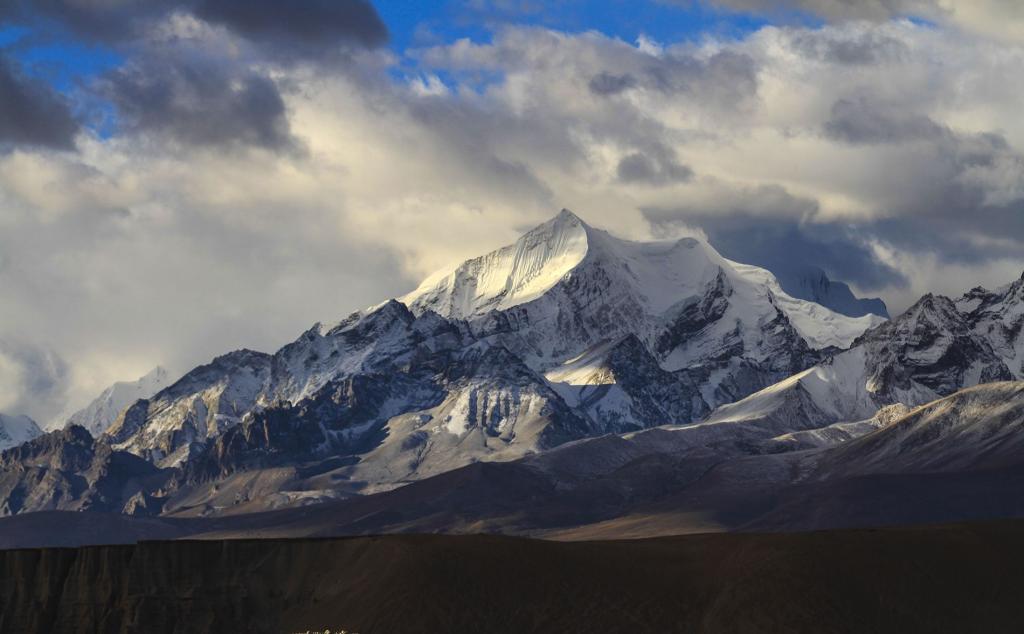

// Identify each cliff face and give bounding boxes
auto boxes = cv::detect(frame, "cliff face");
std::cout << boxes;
[0,542,262,633]
[0,425,171,516]
[3,525,1024,634]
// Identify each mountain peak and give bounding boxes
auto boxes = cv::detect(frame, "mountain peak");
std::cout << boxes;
[0,413,43,452]
[62,366,173,437]
[555,207,585,224]
[898,293,961,323]
[211,348,272,367]
[856,291,967,351]
[524,208,592,244]
[778,265,889,318]
[401,210,591,319]
[402,209,880,356]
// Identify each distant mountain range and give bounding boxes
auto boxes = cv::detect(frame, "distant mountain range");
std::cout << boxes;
[771,264,888,318]
[64,367,170,436]
[1,210,1023,547]
[702,231,889,318]
[0,414,41,453]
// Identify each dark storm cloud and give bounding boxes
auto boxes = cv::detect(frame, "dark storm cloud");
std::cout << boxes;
[642,185,907,291]
[873,132,1024,263]
[647,111,1024,280]
[102,55,297,151]
[0,0,164,43]
[706,218,907,290]
[0,1,387,149]
[821,95,1024,258]
[194,0,388,57]
[870,206,1024,265]
[828,107,1024,265]
[824,97,945,144]
[0,55,80,150]
[0,0,388,57]
[617,146,694,186]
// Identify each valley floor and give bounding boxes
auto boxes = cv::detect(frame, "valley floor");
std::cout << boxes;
[3,520,1024,633]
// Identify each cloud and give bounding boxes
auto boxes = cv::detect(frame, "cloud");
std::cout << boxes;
[417,29,761,115]
[695,0,1024,44]
[0,140,412,421]
[617,145,694,185]
[823,96,944,144]
[0,0,166,43]
[3,13,1024,420]
[0,339,70,424]
[406,22,1024,309]
[642,185,907,291]
[102,52,298,151]
[815,95,1024,262]
[697,0,935,21]
[0,2,387,152]
[0,0,388,56]
[193,0,388,58]
[937,0,1024,44]
[588,71,637,96]
[789,27,910,64]
[0,55,79,150]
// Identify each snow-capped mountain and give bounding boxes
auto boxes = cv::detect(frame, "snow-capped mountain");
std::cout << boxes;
[698,275,1024,434]
[176,338,592,500]
[703,237,889,318]
[107,212,877,466]
[404,209,882,409]
[103,301,585,487]
[70,210,882,504]
[106,350,273,467]
[3,211,1024,532]
[958,273,1024,378]
[0,209,902,519]
[775,265,888,318]
[0,414,42,452]
[64,367,171,436]
[403,210,881,355]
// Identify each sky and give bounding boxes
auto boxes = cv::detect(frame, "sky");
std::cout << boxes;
[1,0,1024,426]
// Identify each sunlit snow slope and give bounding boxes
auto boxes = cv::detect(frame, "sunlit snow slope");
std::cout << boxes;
[404,209,881,368]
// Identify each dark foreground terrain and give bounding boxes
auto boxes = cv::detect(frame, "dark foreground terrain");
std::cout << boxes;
[3,521,1024,634]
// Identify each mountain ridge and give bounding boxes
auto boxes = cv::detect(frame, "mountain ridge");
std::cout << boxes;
[4,211,1024,536]
[0,414,42,453]
[72,210,884,497]
[63,367,170,436]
